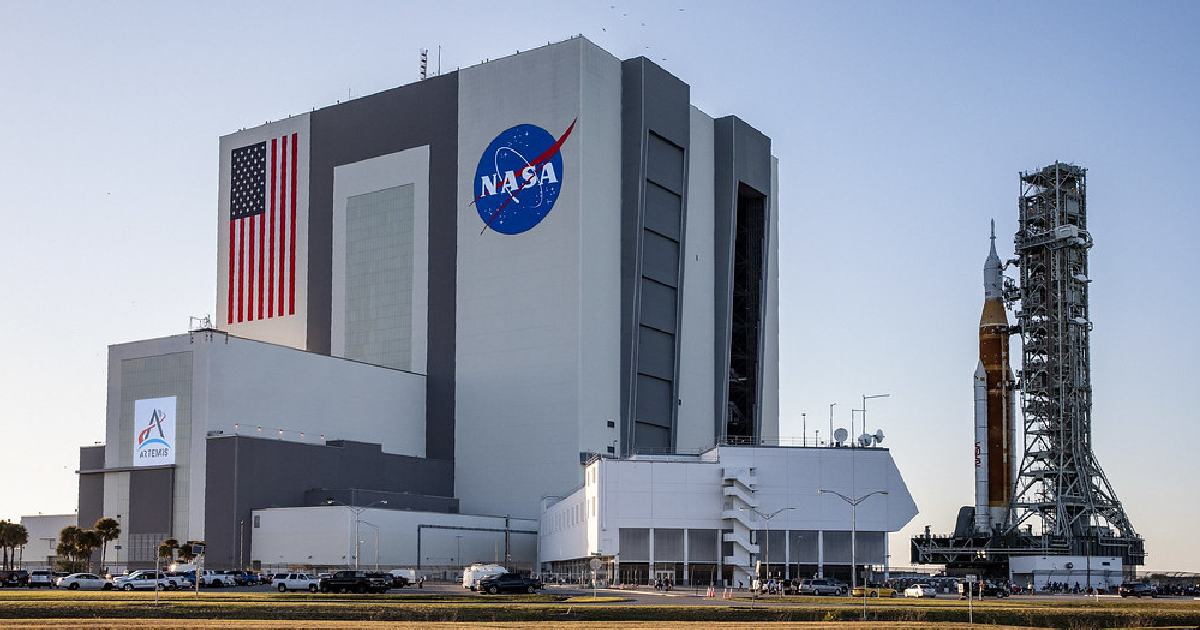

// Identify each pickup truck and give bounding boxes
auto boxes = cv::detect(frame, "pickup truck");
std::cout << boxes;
[319,570,386,594]
[197,570,235,588]
[477,572,542,595]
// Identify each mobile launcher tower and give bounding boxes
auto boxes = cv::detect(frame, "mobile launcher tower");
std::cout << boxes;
[912,163,1145,578]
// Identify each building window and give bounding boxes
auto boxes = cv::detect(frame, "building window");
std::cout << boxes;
[253,515,260,529]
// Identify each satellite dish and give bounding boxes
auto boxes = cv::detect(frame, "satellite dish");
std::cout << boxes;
[834,428,848,444]
[874,429,885,444]
[857,434,872,447]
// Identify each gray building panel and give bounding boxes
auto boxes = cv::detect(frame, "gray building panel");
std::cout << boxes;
[308,72,459,462]
[77,446,106,530]
[620,58,691,455]
[712,116,772,441]
[204,436,454,569]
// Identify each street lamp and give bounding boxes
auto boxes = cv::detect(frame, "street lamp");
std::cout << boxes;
[324,498,388,569]
[861,393,891,438]
[359,521,380,571]
[738,506,795,592]
[817,489,888,595]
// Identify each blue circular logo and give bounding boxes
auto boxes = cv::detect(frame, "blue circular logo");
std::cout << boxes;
[472,120,575,235]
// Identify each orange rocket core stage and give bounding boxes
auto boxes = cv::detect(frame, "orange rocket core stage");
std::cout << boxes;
[979,297,1014,509]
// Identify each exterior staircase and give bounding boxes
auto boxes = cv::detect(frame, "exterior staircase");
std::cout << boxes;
[721,466,758,586]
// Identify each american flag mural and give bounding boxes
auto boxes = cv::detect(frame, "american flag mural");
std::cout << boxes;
[228,133,298,323]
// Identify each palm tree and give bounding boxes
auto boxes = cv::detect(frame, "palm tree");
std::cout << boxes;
[57,526,83,572]
[8,523,28,570]
[0,521,14,570]
[76,530,102,573]
[94,518,120,575]
[158,538,179,565]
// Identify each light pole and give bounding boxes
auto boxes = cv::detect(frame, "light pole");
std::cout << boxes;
[818,488,888,619]
[801,413,807,446]
[324,498,388,570]
[360,521,380,571]
[861,393,891,438]
[455,535,463,567]
[738,506,795,595]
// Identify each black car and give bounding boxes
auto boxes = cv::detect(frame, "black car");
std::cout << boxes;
[0,571,29,588]
[1118,582,1156,598]
[319,570,384,594]
[477,572,542,595]
[364,572,392,593]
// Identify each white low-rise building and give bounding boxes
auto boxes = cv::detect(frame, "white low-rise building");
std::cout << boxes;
[18,514,77,570]
[539,444,917,587]
[250,506,536,575]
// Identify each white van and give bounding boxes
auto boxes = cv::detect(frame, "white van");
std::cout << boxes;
[462,564,506,590]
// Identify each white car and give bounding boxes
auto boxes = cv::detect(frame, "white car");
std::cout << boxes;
[27,570,54,588]
[904,583,938,598]
[113,570,172,591]
[58,573,112,591]
[274,572,319,592]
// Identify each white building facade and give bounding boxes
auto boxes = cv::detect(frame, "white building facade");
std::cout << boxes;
[539,445,918,587]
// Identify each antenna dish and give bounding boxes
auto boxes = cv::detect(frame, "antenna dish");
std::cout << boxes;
[833,428,848,443]
[874,429,885,444]
[857,434,872,447]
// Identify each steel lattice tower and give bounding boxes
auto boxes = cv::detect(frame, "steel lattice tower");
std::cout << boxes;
[1008,163,1142,559]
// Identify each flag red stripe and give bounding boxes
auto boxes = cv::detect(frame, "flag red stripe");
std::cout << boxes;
[237,218,245,322]
[247,214,256,321]
[268,138,277,318]
[258,188,265,318]
[227,218,234,324]
[278,135,287,315]
[289,132,298,315]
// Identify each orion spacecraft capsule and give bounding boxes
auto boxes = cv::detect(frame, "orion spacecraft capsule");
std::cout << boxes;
[974,221,1018,533]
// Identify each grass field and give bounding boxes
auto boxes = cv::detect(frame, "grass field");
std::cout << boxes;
[0,591,1196,628]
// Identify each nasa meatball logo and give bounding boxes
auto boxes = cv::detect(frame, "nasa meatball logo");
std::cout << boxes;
[472,119,576,235]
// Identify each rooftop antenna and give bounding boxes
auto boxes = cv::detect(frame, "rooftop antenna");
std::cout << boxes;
[419,49,428,80]
[437,45,442,76]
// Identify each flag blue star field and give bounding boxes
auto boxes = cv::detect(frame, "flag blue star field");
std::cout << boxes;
[228,133,297,323]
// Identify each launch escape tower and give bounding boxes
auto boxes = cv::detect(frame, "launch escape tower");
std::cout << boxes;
[912,162,1144,573]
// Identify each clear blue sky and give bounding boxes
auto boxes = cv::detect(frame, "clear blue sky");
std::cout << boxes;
[1,1,1196,571]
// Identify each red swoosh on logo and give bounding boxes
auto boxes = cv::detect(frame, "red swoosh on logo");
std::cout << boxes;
[477,118,577,234]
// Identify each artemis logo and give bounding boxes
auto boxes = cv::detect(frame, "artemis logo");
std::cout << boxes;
[472,120,576,235]
[133,396,176,467]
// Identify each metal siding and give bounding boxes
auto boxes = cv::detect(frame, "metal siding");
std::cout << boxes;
[308,73,458,462]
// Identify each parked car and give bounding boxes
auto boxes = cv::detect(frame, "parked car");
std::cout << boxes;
[388,569,414,589]
[165,572,194,589]
[0,570,29,588]
[197,570,234,588]
[319,570,380,594]
[477,572,542,595]
[463,564,507,590]
[275,572,320,592]
[58,573,112,591]
[51,572,70,587]
[904,583,938,598]
[27,570,55,588]
[852,584,898,598]
[113,570,179,591]
[795,578,847,596]
[1118,582,1157,598]
[365,572,393,592]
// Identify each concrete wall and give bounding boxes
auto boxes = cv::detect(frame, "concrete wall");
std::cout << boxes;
[18,514,76,569]
[454,38,623,519]
[250,506,537,571]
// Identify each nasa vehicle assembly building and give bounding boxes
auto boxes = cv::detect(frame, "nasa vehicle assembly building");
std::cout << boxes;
[74,37,918,582]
